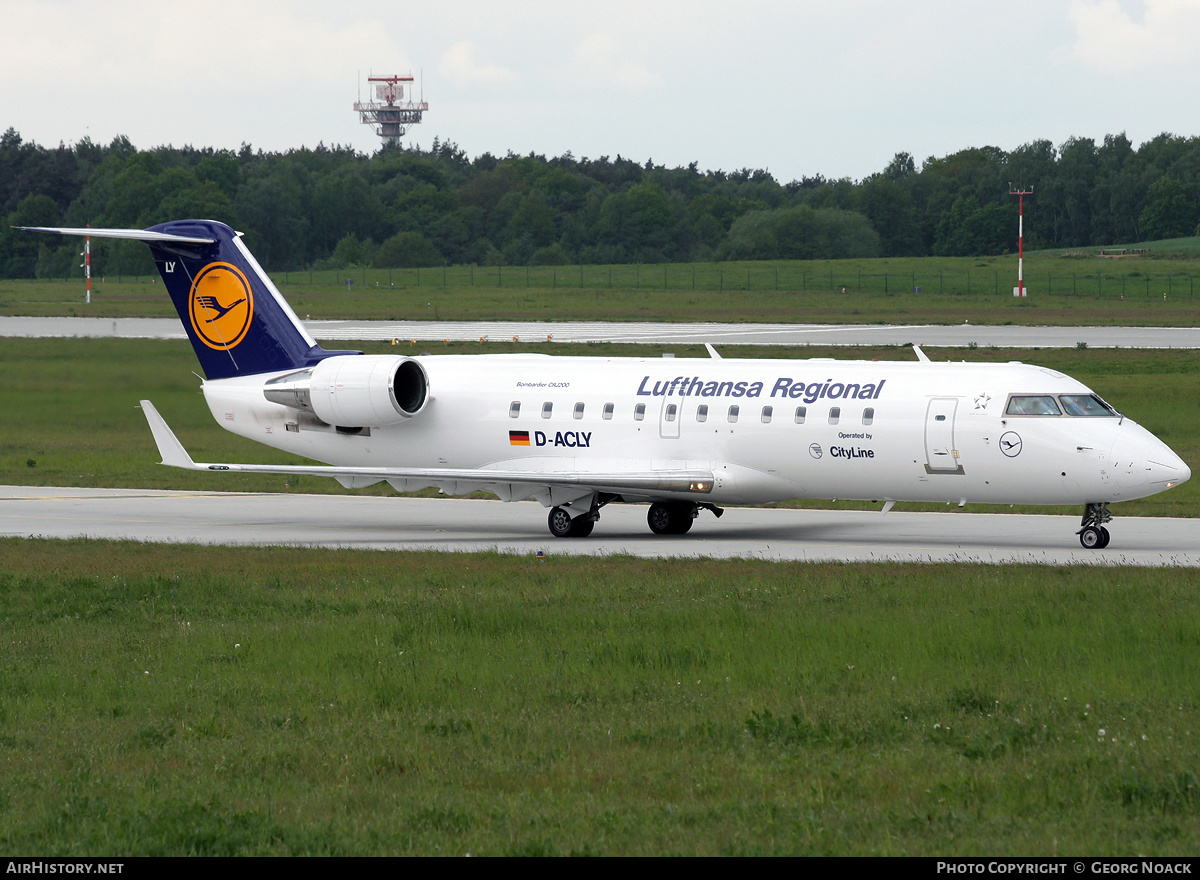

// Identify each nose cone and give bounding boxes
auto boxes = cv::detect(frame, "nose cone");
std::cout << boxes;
[1147,443,1191,490]
[1109,427,1190,495]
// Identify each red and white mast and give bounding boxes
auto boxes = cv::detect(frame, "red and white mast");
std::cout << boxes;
[1010,185,1033,297]
[82,223,91,304]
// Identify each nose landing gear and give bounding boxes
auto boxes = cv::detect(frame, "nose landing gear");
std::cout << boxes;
[1077,502,1112,549]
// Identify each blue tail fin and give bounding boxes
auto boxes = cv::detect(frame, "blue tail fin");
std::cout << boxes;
[20,220,358,379]
[143,220,357,379]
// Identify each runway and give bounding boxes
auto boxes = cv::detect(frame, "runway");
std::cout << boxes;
[3,316,1199,348]
[3,486,1196,567]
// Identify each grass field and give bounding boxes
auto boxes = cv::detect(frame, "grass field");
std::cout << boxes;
[4,337,1196,517]
[4,249,1200,325]
[1,540,1199,855]
[2,322,1197,855]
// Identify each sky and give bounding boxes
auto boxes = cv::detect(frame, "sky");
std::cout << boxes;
[4,0,1200,183]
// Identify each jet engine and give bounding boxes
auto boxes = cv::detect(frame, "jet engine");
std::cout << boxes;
[263,355,428,426]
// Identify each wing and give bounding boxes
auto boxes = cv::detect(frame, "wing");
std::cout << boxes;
[140,400,715,505]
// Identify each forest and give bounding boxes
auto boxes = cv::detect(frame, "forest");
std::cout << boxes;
[3,126,1200,277]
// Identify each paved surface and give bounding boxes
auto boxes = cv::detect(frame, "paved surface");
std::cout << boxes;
[2,316,1199,348]
[3,486,1196,567]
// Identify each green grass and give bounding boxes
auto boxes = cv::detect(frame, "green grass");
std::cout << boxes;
[5,250,1200,324]
[1,540,1198,855]
[1035,233,1200,257]
[3,337,1196,517]
[2,329,1197,855]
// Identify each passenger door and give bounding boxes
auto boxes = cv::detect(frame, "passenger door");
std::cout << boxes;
[924,397,964,474]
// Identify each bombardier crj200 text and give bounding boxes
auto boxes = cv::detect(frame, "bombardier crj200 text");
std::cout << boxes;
[23,221,1191,547]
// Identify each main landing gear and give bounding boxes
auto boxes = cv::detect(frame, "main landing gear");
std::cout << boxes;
[647,501,699,535]
[548,505,596,538]
[547,499,724,538]
[1077,501,1112,549]
[646,501,725,535]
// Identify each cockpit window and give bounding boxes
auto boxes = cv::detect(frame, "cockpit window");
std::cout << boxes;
[1059,394,1118,417]
[1006,395,1061,416]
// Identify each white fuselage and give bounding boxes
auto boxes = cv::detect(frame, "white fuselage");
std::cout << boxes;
[198,353,1190,508]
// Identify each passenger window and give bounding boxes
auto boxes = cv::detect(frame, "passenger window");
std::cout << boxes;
[829,407,841,425]
[634,403,646,421]
[573,402,585,420]
[696,404,708,423]
[541,401,553,419]
[863,407,874,426]
[761,406,773,424]
[509,401,521,418]
[728,405,740,423]
[665,403,677,422]
[1006,395,1061,416]
[603,402,614,420]
[794,406,807,424]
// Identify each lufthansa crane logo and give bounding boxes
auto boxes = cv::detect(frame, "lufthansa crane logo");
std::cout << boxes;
[188,262,254,351]
[999,431,1023,458]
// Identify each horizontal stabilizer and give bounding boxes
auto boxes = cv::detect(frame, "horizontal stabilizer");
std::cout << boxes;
[22,220,360,380]
[17,226,216,245]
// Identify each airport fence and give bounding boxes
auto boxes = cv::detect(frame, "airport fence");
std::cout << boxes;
[277,264,1200,301]
[57,263,1200,300]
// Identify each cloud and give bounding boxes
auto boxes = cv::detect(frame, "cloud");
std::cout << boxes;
[439,42,518,86]
[0,0,399,88]
[564,33,662,90]
[1067,0,1200,71]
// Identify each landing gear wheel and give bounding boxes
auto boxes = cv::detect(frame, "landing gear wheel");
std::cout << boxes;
[647,502,695,535]
[548,506,574,538]
[1078,502,1113,550]
[548,506,596,538]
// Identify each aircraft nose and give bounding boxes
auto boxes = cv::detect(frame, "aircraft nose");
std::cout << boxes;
[1109,430,1190,491]
[1147,443,1191,490]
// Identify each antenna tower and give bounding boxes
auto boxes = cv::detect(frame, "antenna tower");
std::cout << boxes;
[354,74,428,147]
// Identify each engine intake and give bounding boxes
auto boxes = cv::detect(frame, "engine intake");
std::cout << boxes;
[263,355,428,426]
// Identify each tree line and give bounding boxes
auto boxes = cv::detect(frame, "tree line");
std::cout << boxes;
[3,126,1200,278]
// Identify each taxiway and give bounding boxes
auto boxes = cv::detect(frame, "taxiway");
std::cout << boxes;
[3,486,1196,567]
[2,316,1198,348]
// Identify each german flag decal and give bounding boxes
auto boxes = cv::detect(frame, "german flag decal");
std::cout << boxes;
[509,430,531,446]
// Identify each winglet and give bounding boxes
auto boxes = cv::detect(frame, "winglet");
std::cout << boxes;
[139,400,199,469]
[913,344,931,363]
[705,343,722,359]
